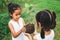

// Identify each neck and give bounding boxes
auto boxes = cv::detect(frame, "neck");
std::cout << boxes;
[45,30,51,36]
[12,19,18,22]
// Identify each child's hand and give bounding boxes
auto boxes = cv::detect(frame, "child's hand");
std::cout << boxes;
[21,27,26,32]
[24,33,32,40]
[24,33,30,36]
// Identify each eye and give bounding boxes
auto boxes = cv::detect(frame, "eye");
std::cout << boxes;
[16,14,18,16]
[16,13,20,16]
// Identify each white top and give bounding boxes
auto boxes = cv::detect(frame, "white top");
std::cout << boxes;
[9,17,29,40]
[34,30,54,40]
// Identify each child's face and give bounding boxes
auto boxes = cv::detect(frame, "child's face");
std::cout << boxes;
[10,8,21,21]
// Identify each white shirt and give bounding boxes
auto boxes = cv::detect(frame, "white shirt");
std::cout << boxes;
[9,17,29,40]
[34,30,54,40]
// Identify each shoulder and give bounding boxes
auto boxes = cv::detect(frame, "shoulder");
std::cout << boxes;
[19,17,24,20]
[8,20,12,24]
[51,30,54,33]
[19,17,24,22]
[19,17,24,21]
[8,19,14,27]
[8,20,13,29]
[51,30,55,37]
[45,30,55,40]
[8,20,14,26]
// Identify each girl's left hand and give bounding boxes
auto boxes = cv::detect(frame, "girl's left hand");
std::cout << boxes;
[24,33,32,40]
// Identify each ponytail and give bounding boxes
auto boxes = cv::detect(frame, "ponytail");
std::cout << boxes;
[40,27,45,39]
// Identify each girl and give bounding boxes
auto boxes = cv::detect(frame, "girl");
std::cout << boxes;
[8,3,30,40]
[33,9,56,40]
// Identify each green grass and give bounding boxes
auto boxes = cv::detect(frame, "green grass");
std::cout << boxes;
[1,0,60,40]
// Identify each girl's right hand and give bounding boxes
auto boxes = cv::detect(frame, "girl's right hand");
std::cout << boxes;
[21,27,26,32]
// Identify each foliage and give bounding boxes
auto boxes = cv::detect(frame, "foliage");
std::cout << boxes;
[0,13,10,39]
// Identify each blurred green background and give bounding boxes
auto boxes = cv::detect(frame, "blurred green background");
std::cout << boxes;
[0,0,60,40]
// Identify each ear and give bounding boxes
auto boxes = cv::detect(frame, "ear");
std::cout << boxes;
[38,22,41,30]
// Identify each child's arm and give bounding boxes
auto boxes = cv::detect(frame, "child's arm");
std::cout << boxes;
[33,36,37,40]
[33,28,38,35]
[8,23,25,38]
[24,33,32,40]
[22,18,26,26]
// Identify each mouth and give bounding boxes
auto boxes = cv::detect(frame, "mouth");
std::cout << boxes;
[17,18,19,20]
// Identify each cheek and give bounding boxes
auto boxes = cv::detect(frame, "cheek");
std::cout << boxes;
[13,15,16,18]
[12,14,17,19]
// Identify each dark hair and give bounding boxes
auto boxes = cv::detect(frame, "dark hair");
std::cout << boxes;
[25,24,35,34]
[8,3,21,14]
[45,9,56,29]
[36,9,56,39]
